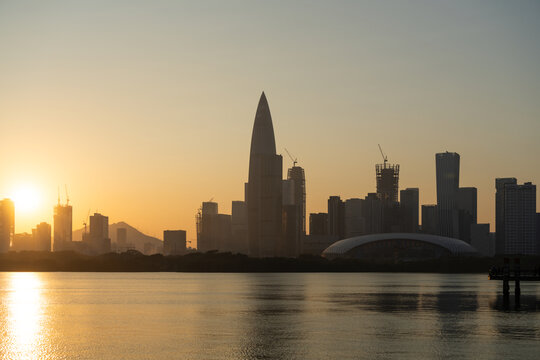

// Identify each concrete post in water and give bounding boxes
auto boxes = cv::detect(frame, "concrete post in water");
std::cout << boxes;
[503,257,510,298]
[514,258,521,306]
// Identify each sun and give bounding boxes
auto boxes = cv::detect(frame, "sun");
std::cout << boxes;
[10,185,41,214]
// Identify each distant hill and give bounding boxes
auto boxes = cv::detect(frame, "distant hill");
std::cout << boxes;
[73,221,162,252]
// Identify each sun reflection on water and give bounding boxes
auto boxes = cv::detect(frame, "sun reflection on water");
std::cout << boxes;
[3,273,46,360]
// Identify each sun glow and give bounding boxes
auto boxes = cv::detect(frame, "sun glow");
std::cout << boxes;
[10,185,41,214]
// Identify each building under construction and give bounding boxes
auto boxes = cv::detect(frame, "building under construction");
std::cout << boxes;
[376,145,400,202]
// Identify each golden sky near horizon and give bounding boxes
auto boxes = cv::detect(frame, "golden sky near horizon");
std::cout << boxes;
[1,1,539,243]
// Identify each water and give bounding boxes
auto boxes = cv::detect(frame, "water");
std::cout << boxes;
[0,272,539,360]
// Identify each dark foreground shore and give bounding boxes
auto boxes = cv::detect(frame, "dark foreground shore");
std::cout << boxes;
[1,251,539,273]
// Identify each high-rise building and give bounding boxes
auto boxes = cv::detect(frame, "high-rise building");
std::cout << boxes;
[287,165,306,235]
[436,152,460,238]
[421,205,438,235]
[309,213,328,235]
[53,202,72,251]
[196,201,234,253]
[11,233,33,251]
[282,179,301,257]
[457,187,477,243]
[504,182,537,255]
[231,201,248,254]
[363,193,384,234]
[163,230,186,256]
[197,201,219,252]
[0,199,15,253]
[328,196,345,239]
[376,163,399,202]
[33,222,51,252]
[470,223,494,257]
[495,177,517,254]
[215,214,233,252]
[247,92,283,257]
[87,213,111,254]
[400,188,419,233]
[345,198,365,238]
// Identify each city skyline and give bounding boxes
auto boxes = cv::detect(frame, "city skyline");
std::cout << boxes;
[1,1,540,241]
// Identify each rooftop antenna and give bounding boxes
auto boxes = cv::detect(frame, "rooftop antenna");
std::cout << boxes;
[57,186,61,205]
[378,144,388,166]
[65,184,70,205]
[284,148,298,167]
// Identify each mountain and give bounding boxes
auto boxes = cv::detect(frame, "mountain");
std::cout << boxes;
[73,221,162,252]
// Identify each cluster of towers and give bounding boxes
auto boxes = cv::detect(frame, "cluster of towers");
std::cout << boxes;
[0,194,114,255]
[196,92,539,258]
[196,92,306,257]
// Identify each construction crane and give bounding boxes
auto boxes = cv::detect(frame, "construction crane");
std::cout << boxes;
[284,148,297,167]
[378,144,388,166]
[83,209,91,236]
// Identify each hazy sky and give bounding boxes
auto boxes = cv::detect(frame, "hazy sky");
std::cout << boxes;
[1,0,539,243]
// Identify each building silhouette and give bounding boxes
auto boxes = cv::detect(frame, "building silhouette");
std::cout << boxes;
[376,163,399,202]
[197,201,218,252]
[503,182,537,255]
[287,165,306,235]
[86,213,111,254]
[436,152,460,238]
[247,92,283,257]
[400,188,419,233]
[495,177,517,254]
[0,199,15,253]
[457,187,477,243]
[421,204,438,235]
[328,196,345,239]
[344,198,365,238]
[309,213,328,235]
[11,232,33,251]
[471,223,494,257]
[231,200,248,254]
[163,230,186,256]
[196,201,233,253]
[282,179,301,257]
[53,201,72,251]
[33,222,51,252]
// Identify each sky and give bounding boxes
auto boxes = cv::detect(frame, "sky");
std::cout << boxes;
[1,0,539,244]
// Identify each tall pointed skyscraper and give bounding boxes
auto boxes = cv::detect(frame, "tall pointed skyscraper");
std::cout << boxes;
[247,92,283,257]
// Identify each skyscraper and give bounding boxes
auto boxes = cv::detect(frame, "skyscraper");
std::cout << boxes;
[88,213,111,254]
[436,152,460,238]
[457,187,477,243]
[163,230,186,256]
[0,199,15,253]
[287,165,306,235]
[400,188,419,233]
[376,163,399,202]
[231,201,248,254]
[344,198,365,238]
[421,205,438,235]
[33,222,52,252]
[327,196,345,239]
[282,179,301,257]
[247,92,283,257]
[309,213,328,235]
[504,182,537,255]
[53,202,72,251]
[495,177,517,254]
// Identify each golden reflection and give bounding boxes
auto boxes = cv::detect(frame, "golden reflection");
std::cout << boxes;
[5,273,45,360]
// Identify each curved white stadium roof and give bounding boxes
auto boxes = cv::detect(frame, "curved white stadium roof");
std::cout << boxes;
[322,233,478,257]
